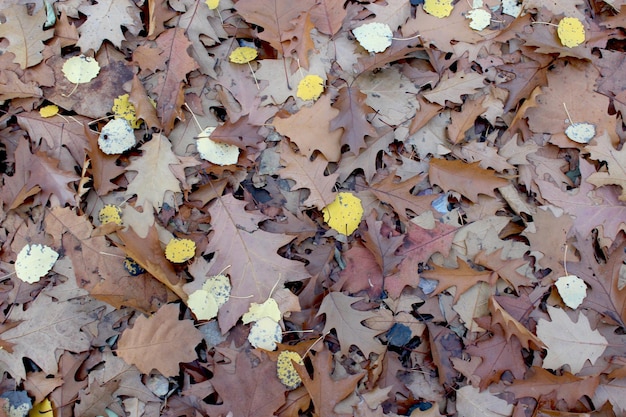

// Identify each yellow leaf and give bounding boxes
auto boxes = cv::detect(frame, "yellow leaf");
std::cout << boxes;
[206,0,219,9]
[112,94,141,129]
[165,238,196,263]
[197,126,240,165]
[467,8,491,31]
[15,244,59,284]
[558,17,585,48]
[555,275,587,309]
[242,298,281,324]
[29,399,53,417]
[202,274,231,306]
[39,104,59,118]
[188,289,220,320]
[296,74,325,101]
[277,350,304,389]
[229,46,258,64]
[352,22,393,53]
[423,0,453,18]
[565,122,595,144]
[248,317,282,350]
[98,204,123,225]
[62,55,100,84]
[123,257,145,276]
[322,192,364,235]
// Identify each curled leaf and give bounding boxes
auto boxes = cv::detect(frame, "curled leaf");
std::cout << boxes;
[165,238,196,263]
[353,22,393,53]
[15,244,59,284]
[277,350,304,389]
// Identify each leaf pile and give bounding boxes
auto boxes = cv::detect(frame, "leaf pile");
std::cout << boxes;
[1,0,626,416]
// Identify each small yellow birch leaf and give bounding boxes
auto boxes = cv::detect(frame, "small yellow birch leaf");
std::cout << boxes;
[229,47,258,64]
[277,350,304,389]
[555,275,587,309]
[29,399,53,417]
[98,118,136,155]
[188,289,220,320]
[322,192,364,235]
[558,17,585,48]
[467,8,491,30]
[248,317,282,350]
[112,94,141,129]
[197,126,240,165]
[62,55,100,84]
[206,0,219,9]
[39,105,59,118]
[242,298,281,324]
[98,204,123,225]
[297,75,325,101]
[202,274,231,307]
[353,22,393,53]
[165,238,196,263]
[423,0,454,18]
[15,244,59,284]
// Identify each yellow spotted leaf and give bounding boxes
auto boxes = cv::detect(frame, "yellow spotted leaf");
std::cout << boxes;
[297,74,325,101]
[423,0,453,18]
[352,22,393,53]
[242,298,281,324]
[277,351,304,389]
[248,317,282,350]
[558,17,585,48]
[62,55,100,84]
[15,244,59,284]
[112,94,141,129]
[165,238,196,263]
[29,399,53,417]
[229,47,258,64]
[188,289,220,320]
[98,204,123,225]
[322,192,364,235]
[39,105,59,118]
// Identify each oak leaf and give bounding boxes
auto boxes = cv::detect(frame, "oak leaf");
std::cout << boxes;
[0,294,103,380]
[208,351,286,417]
[309,0,347,35]
[0,6,53,68]
[293,346,364,417]
[317,292,386,357]
[428,159,508,203]
[116,303,203,377]
[537,306,608,374]
[586,131,626,200]
[362,173,437,221]
[489,297,544,350]
[421,258,494,303]
[205,194,310,332]
[422,71,486,106]
[76,0,142,53]
[455,385,513,417]
[474,248,533,291]
[330,86,377,155]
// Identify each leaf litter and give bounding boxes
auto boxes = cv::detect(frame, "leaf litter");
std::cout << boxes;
[1,0,626,416]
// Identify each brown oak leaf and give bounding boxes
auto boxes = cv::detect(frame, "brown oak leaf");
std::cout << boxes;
[428,159,508,203]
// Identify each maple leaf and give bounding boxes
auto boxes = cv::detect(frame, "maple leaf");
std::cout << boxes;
[293,345,364,417]
[76,0,142,53]
[205,194,310,332]
[278,140,338,210]
[116,303,203,377]
[330,86,377,155]
[0,293,103,380]
[428,159,508,203]
[506,366,600,408]
[124,134,182,210]
[537,306,608,374]
[317,292,386,357]
[207,351,286,417]
[235,0,316,68]
[0,6,53,68]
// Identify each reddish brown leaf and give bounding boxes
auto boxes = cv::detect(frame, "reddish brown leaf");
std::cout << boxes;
[428,159,508,203]
[330,86,377,155]
[421,258,495,303]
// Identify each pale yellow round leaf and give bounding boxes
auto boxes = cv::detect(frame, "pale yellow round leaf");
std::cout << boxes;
[15,244,59,284]
[98,118,136,155]
[467,8,491,31]
[39,104,59,118]
[558,17,585,48]
[188,289,220,320]
[242,298,281,324]
[277,350,304,389]
[62,55,100,84]
[565,122,595,144]
[165,238,196,263]
[423,0,453,18]
[206,0,219,9]
[197,127,239,165]
[229,47,258,64]
[202,274,231,307]
[353,22,393,53]
[248,317,282,350]
[555,275,587,309]
[296,74,325,101]
[322,192,364,235]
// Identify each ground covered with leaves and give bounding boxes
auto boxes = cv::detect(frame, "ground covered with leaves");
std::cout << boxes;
[1,0,626,416]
